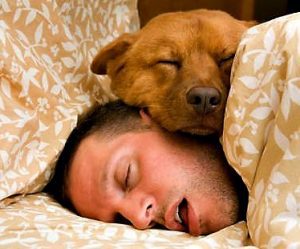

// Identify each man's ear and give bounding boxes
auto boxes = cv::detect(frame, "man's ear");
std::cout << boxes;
[139,109,154,126]
[90,33,138,75]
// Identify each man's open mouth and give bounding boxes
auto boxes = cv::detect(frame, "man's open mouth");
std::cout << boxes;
[174,197,202,236]
[175,198,189,231]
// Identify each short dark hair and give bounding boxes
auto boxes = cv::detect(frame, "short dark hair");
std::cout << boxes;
[44,100,150,211]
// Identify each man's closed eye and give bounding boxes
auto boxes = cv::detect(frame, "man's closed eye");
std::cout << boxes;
[124,163,131,191]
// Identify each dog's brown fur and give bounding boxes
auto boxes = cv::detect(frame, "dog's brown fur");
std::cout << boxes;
[91,9,255,135]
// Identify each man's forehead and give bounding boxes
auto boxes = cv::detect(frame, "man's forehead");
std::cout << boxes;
[71,132,129,197]
[68,135,107,203]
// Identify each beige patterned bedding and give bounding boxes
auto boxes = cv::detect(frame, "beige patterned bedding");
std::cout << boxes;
[223,12,300,248]
[0,194,249,248]
[0,1,299,248]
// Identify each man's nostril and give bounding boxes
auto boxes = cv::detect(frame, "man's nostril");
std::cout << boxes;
[146,204,153,217]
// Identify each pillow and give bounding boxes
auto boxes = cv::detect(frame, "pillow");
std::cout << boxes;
[0,193,250,248]
[223,13,300,248]
[0,0,139,203]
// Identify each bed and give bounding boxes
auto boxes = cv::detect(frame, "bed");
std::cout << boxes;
[0,1,299,248]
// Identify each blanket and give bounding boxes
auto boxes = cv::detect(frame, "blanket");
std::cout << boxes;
[223,12,300,248]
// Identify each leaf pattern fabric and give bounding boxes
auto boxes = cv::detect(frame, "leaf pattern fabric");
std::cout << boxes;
[223,12,300,249]
[0,0,139,201]
[0,194,250,248]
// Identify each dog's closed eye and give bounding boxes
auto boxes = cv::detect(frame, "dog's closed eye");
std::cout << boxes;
[157,60,181,69]
[218,54,235,67]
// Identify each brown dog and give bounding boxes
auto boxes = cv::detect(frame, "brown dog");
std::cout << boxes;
[91,9,255,135]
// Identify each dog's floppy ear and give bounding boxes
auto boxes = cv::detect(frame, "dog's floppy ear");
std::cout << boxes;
[91,33,138,75]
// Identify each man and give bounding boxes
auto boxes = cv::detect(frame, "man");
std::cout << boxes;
[45,101,248,236]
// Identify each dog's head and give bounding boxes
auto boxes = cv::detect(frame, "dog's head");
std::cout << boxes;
[91,9,255,135]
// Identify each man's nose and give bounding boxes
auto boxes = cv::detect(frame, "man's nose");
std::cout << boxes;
[121,192,156,230]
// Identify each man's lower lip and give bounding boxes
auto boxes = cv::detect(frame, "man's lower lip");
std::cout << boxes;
[187,201,201,236]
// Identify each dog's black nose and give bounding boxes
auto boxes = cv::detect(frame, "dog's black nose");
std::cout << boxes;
[186,87,221,114]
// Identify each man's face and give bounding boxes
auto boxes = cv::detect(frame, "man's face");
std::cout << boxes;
[68,129,239,236]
